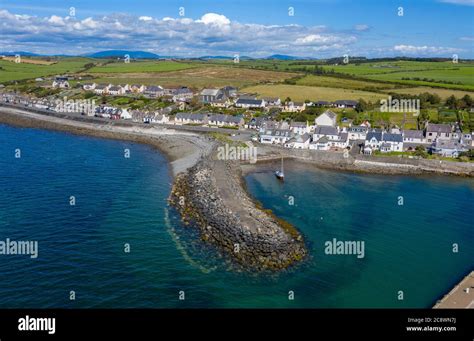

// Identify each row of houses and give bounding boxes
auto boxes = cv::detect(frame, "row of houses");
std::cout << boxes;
[83,83,194,101]
[255,110,473,157]
[174,113,244,127]
[199,87,358,112]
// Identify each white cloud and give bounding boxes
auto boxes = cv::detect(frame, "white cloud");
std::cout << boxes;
[196,13,230,26]
[295,34,356,45]
[139,16,153,21]
[354,24,369,31]
[460,36,474,41]
[393,44,462,54]
[48,15,65,26]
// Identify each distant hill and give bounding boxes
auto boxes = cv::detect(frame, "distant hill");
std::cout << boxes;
[84,50,161,59]
[266,54,306,60]
[0,51,41,57]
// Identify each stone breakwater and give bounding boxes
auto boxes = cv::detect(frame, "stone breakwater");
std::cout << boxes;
[169,149,307,271]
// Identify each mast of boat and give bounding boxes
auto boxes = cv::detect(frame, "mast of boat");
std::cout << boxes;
[281,157,284,174]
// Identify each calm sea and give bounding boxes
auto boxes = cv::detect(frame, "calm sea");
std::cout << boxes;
[0,124,472,308]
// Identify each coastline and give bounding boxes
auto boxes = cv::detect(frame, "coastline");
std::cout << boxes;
[1,106,472,274]
[0,106,307,271]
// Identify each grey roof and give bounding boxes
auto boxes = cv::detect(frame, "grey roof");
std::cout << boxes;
[263,97,279,102]
[348,126,368,133]
[366,132,383,141]
[381,142,391,148]
[109,86,121,91]
[209,114,243,124]
[334,100,358,106]
[316,136,330,143]
[95,84,108,89]
[426,123,452,134]
[174,87,193,95]
[318,110,337,119]
[175,113,207,121]
[338,132,348,141]
[383,133,403,142]
[314,125,338,136]
[435,139,462,150]
[290,121,307,127]
[201,89,221,96]
[145,86,163,92]
[289,133,311,143]
[315,101,330,105]
[236,98,264,105]
[403,130,424,139]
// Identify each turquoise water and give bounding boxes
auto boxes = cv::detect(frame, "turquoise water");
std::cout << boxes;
[0,124,472,308]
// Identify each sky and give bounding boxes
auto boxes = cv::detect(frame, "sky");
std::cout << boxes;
[0,0,473,58]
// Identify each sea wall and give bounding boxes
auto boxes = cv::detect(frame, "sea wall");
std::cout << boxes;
[255,145,474,177]
[169,149,307,271]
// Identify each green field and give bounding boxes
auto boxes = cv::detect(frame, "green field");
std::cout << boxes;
[242,84,386,102]
[0,57,94,83]
[381,86,474,99]
[88,61,197,73]
[319,61,474,90]
[296,75,396,90]
[87,65,295,89]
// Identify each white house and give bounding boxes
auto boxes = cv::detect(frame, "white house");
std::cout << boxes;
[94,84,110,95]
[402,130,425,144]
[82,83,96,91]
[285,133,311,149]
[313,125,339,141]
[290,121,310,135]
[263,97,281,107]
[208,114,244,127]
[259,129,294,144]
[284,101,306,112]
[144,85,165,98]
[108,85,126,96]
[309,136,330,151]
[175,113,208,125]
[52,77,69,89]
[120,109,132,120]
[130,84,146,93]
[380,133,403,152]
[235,98,265,109]
[364,131,383,154]
[348,125,368,140]
[315,110,337,127]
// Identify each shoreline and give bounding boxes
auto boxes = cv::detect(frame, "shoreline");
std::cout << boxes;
[0,106,307,271]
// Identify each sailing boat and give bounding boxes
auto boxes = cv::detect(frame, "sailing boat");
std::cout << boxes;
[275,157,285,180]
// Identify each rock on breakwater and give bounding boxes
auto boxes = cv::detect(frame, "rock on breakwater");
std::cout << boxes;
[169,148,307,271]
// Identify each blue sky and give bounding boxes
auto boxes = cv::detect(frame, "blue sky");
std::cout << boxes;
[1,0,473,57]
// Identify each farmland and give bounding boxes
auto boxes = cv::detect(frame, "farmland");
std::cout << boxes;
[88,60,197,73]
[318,61,474,91]
[242,84,386,102]
[381,87,474,99]
[295,75,397,91]
[0,57,94,83]
[88,65,296,89]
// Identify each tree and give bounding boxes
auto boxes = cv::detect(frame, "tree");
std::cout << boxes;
[417,110,430,130]
[284,97,292,103]
[355,99,368,113]
[414,145,428,158]
[462,94,472,108]
[445,95,457,109]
